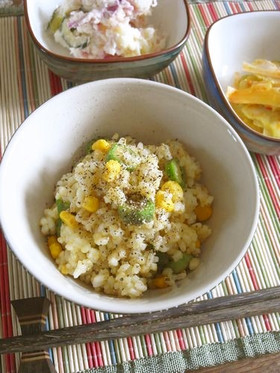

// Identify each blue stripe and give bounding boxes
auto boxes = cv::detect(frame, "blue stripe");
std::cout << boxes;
[207,291,224,343]
[17,18,29,119]
[169,62,181,89]
[104,313,117,365]
[232,270,254,335]
[223,2,232,15]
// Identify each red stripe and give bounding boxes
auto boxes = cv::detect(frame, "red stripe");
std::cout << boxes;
[229,2,239,14]
[163,331,171,351]
[244,253,259,290]
[48,70,63,96]
[256,155,280,219]
[234,2,243,13]
[267,156,280,189]
[0,231,16,373]
[197,4,212,28]
[262,314,272,331]
[247,2,254,11]
[179,54,196,96]
[80,307,104,368]
[127,336,135,360]
[175,329,186,350]
[144,334,153,356]
[208,2,220,22]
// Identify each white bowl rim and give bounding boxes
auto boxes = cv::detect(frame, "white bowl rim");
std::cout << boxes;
[23,0,191,64]
[0,78,260,314]
[204,10,280,144]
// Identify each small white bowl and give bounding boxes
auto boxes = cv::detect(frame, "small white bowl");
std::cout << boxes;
[24,0,190,82]
[0,79,259,314]
[203,10,280,155]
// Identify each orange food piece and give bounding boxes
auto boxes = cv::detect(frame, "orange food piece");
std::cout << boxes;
[150,276,169,289]
[195,205,212,222]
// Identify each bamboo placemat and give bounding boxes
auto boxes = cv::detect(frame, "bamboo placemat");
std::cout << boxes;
[1,1,280,372]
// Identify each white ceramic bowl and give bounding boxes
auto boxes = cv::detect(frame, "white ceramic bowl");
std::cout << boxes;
[0,79,259,314]
[203,10,280,155]
[24,0,190,82]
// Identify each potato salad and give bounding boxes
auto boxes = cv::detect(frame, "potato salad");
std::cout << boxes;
[47,0,166,58]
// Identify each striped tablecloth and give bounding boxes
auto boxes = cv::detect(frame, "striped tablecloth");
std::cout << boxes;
[1,1,280,372]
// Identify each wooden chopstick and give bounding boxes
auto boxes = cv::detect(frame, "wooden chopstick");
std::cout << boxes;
[1,286,280,354]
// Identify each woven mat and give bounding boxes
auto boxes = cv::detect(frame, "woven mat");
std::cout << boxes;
[1,1,280,372]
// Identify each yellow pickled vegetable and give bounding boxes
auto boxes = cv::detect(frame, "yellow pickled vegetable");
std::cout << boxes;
[228,83,280,107]
[227,59,280,139]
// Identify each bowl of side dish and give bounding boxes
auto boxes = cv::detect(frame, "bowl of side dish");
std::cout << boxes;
[0,78,259,314]
[23,0,190,82]
[203,10,280,155]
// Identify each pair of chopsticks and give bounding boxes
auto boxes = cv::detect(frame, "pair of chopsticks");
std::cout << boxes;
[1,286,280,354]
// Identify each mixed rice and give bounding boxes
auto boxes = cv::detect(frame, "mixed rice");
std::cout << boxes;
[40,134,213,298]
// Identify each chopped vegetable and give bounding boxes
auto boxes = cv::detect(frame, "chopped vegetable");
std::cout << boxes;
[47,235,63,259]
[60,264,69,275]
[56,199,70,213]
[55,199,70,236]
[82,196,99,213]
[168,253,193,274]
[243,59,280,79]
[60,18,89,49]
[156,252,170,272]
[227,59,280,138]
[165,159,185,188]
[118,196,155,225]
[149,275,169,289]
[59,211,78,229]
[91,139,110,152]
[161,180,183,202]
[103,159,121,182]
[106,144,121,162]
[189,257,200,271]
[155,190,174,212]
[194,204,212,222]
[47,8,64,33]
[228,82,280,107]
[106,144,139,171]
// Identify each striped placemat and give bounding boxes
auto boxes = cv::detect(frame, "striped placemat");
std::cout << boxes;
[1,1,280,372]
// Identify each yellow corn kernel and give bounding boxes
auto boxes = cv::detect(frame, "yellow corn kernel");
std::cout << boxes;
[82,196,99,213]
[47,236,62,259]
[150,275,169,289]
[60,265,69,275]
[195,204,213,222]
[103,159,121,182]
[47,235,57,246]
[59,211,78,229]
[161,181,183,202]
[155,190,174,212]
[92,139,110,152]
